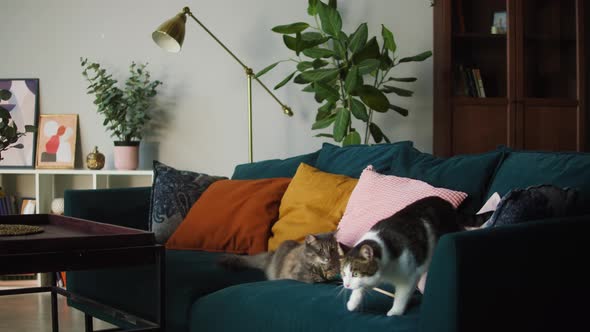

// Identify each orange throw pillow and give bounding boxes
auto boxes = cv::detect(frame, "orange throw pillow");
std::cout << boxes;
[166,178,291,254]
[268,163,358,251]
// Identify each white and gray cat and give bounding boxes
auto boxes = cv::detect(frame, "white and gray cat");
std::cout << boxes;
[340,196,464,316]
[219,232,341,283]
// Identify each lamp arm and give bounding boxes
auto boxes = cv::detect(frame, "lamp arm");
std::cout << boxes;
[184,7,293,116]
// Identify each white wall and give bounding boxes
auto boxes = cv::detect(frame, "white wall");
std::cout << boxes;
[0,0,433,176]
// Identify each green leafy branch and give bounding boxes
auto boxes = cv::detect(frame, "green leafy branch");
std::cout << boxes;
[257,0,432,145]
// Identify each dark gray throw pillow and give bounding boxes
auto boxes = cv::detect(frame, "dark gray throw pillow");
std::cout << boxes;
[149,161,226,243]
[484,184,579,227]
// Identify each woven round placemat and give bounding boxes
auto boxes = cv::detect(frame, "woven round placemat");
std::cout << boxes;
[0,224,44,236]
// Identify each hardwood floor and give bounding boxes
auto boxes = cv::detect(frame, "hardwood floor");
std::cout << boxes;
[0,292,114,332]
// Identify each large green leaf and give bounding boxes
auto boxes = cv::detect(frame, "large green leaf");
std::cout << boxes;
[329,0,338,9]
[333,32,348,60]
[357,59,381,75]
[300,68,340,82]
[389,104,409,116]
[348,23,368,53]
[255,62,279,78]
[317,1,342,37]
[380,52,393,70]
[308,0,319,15]
[302,83,315,92]
[315,133,334,138]
[294,73,310,84]
[317,101,335,120]
[350,98,369,121]
[303,47,335,58]
[344,66,360,94]
[312,59,329,68]
[297,61,314,72]
[343,130,361,146]
[369,122,384,143]
[274,71,296,90]
[283,34,329,54]
[314,82,340,101]
[333,108,350,142]
[352,37,380,64]
[272,22,310,34]
[357,85,389,112]
[381,25,397,54]
[382,85,414,97]
[312,114,336,130]
[398,51,433,63]
[387,77,417,82]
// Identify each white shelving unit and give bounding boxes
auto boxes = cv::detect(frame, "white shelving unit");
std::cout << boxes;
[0,169,153,213]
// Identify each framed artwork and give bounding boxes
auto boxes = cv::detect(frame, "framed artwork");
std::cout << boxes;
[492,11,507,34]
[0,79,40,169]
[20,198,36,214]
[35,114,78,169]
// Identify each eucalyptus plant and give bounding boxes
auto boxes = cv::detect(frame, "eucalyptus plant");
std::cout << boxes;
[81,58,163,143]
[0,89,36,161]
[258,0,432,145]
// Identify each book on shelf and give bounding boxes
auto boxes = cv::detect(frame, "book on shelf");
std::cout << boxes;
[454,65,487,98]
[473,68,486,98]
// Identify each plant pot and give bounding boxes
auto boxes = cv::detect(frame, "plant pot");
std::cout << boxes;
[113,141,140,170]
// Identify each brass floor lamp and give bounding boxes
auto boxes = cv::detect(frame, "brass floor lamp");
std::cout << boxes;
[152,7,293,163]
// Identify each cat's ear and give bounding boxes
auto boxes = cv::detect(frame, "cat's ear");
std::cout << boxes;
[360,244,374,261]
[337,242,350,256]
[305,234,318,245]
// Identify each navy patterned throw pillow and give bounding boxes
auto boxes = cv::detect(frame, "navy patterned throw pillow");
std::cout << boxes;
[149,161,227,243]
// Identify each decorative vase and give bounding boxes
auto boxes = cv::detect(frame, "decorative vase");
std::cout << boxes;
[86,146,106,170]
[113,141,140,170]
[51,197,65,215]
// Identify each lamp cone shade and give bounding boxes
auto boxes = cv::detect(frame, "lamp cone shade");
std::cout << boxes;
[152,13,187,53]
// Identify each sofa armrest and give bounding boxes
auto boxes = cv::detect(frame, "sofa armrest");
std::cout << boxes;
[64,187,151,230]
[419,216,589,332]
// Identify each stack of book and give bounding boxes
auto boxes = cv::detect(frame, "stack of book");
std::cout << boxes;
[0,194,18,215]
[455,65,487,98]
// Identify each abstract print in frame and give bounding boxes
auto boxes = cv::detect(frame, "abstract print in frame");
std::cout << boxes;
[0,79,40,168]
[36,114,78,169]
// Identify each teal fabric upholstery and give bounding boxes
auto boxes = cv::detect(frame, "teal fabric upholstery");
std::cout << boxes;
[64,188,265,332]
[315,141,413,178]
[486,150,590,213]
[231,150,320,179]
[389,147,505,214]
[420,216,588,332]
[190,280,420,332]
[64,187,152,230]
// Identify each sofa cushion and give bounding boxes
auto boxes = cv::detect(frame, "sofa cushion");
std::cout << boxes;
[315,141,413,178]
[67,250,265,332]
[231,150,320,179]
[268,163,358,251]
[149,161,226,243]
[337,165,468,247]
[191,280,420,332]
[166,178,291,254]
[486,150,590,213]
[390,147,505,214]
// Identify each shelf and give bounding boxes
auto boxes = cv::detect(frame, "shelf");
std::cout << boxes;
[453,33,507,40]
[452,97,508,105]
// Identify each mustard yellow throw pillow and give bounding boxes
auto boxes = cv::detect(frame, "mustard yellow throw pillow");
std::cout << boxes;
[268,163,358,251]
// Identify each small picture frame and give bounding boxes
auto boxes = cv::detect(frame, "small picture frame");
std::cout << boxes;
[20,198,36,215]
[491,11,507,34]
[35,114,78,169]
[0,78,40,169]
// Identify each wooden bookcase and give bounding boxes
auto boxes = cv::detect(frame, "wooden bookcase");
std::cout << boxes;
[433,0,587,156]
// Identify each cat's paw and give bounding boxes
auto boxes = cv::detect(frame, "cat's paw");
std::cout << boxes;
[347,299,360,311]
[386,308,404,316]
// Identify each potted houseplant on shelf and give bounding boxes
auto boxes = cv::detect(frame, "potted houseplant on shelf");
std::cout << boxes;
[0,89,36,161]
[258,0,432,145]
[80,58,163,170]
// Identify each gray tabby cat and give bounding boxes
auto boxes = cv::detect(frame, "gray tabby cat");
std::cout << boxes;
[219,232,341,283]
[340,196,462,316]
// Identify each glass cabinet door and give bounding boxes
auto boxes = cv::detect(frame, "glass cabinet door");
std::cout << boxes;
[452,0,508,98]
[523,0,577,99]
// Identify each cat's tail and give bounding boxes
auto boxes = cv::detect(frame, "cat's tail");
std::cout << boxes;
[218,252,272,271]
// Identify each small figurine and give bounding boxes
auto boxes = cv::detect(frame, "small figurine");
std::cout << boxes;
[86,146,105,170]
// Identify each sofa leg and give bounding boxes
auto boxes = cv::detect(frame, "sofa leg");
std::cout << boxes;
[84,313,93,332]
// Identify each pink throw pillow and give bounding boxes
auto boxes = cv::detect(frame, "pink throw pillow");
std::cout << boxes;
[336,165,468,247]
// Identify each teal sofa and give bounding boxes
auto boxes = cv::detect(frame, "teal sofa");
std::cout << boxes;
[65,143,589,332]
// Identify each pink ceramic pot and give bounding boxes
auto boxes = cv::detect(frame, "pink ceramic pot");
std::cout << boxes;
[113,142,139,170]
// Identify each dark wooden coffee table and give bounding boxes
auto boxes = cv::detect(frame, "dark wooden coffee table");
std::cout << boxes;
[0,214,165,332]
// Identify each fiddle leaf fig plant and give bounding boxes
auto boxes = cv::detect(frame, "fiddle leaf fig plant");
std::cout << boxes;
[0,89,36,161]
[80,58,163,144]
[258,0,432,145]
